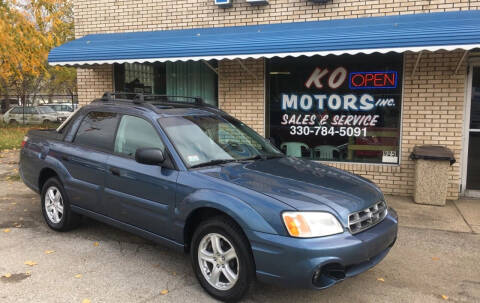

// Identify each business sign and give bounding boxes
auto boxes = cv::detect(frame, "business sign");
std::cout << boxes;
[280,66,399,132]
[349,71,398,89]
[268,53,403,164]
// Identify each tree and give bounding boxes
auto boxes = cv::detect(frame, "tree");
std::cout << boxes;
[0,0,76,103]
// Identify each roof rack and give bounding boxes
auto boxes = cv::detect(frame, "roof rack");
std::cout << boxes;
[100,92,209,107]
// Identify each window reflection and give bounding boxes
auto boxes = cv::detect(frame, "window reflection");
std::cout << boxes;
[267,54,403,164]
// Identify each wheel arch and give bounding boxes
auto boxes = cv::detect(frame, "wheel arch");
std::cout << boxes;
[180,190,278,253]
[183,206,258,276]
[38,167,59,191]
[184,207,242,252]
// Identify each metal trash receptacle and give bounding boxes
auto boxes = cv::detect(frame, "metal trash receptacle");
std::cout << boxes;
[410,145,456,206]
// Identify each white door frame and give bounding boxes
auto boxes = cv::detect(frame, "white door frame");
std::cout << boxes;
[461,59,480,197]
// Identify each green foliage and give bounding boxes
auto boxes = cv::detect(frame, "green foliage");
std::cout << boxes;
[0,0,76,98]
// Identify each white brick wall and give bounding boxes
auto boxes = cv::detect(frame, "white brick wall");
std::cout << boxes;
[73,0,478,37]
[77,65,113,105]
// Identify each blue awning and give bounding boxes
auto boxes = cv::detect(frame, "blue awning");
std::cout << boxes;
[49,10,480,66]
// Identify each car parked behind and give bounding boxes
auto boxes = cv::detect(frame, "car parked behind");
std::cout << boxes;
[3,106,61,125]
[47,103,75,121]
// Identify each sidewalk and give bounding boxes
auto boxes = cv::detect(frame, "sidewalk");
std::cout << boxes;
[386,195,480,234]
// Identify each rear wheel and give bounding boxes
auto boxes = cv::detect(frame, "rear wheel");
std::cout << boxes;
[41,177,80,231]
[191,216,254,302]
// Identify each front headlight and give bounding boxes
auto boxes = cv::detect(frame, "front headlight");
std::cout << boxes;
[282,212,343,238]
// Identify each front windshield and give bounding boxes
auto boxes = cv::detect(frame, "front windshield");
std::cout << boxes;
[159,114,284,168]
[38,106,55,114]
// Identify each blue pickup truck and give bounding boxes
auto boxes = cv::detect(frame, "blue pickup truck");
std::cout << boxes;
[19,93,398,302]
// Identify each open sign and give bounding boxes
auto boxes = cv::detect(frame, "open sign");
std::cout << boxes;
[349,71,397,89]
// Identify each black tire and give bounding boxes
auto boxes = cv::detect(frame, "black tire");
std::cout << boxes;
[9,119,18,125]
[41,177,80,231]
[191,216,254,302]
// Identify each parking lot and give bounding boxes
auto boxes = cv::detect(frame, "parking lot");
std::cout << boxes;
[1,149,479,303]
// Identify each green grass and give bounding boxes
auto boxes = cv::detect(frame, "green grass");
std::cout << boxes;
[0,120,59,151]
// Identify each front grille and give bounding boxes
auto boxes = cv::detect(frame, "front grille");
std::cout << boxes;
[348,201,388,234]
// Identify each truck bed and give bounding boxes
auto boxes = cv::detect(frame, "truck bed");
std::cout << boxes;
[27,129,63,141]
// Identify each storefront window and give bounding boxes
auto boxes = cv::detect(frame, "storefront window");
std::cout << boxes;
[114,61,218,106]
[267,54,403,164]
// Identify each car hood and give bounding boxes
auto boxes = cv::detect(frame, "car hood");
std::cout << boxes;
[199,157,384,224]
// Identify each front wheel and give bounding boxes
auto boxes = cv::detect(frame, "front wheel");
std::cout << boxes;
[191,216,254,302]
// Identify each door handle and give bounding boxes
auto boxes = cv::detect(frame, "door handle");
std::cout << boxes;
[109,167,120,176]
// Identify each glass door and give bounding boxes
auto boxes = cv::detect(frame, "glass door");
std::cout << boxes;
[466,66,480,191]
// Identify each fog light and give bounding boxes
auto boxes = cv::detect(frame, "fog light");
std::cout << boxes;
[312,263,346,288]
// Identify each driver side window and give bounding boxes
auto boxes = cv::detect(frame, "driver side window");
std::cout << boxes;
[114,115,165,157]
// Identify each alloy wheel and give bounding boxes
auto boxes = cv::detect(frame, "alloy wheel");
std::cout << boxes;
[197,233,239,291]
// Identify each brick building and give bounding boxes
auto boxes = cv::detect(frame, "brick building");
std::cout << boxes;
[49,0,480,200]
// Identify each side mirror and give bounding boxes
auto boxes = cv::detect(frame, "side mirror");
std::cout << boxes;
[135,148,165,165]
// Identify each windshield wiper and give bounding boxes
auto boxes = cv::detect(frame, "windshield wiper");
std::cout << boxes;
[240,154,285,161]
[265,154,286,159]
[190,159,237,169]
[240,155,266,161]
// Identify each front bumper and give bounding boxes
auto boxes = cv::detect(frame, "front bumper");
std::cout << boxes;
[249,208,398,289]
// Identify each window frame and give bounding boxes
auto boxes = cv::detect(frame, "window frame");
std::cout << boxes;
[113,61,219,107]
[265,55,405,166]
[69,109,179,170]
[112,114,166,160]
[72,110,121,154]
[10,107,21,114]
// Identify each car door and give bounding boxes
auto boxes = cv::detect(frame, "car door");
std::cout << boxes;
[104,114,178,239]
[30,107,42,124]
[12,107,26,124]
[18,107,31,124]
[55,111,119,215]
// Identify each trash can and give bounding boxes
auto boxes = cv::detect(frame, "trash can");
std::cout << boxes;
[410,145,456,206]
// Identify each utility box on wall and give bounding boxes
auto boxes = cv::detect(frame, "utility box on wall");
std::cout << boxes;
[215,0,232,7]
[246,0,269,5]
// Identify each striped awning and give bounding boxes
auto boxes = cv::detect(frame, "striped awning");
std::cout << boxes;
[49,10,480,66]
